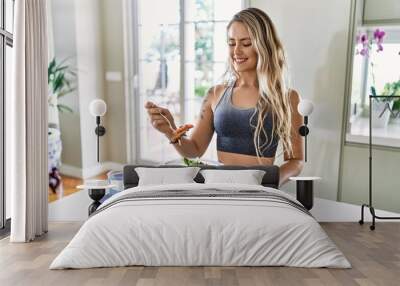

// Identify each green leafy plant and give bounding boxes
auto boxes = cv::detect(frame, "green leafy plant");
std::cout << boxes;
[48,58,77,113]
[381,80,400,111]
[195,85,209,98]
[183,157,206,167]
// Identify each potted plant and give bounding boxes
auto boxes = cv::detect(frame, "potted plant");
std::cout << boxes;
[356,28,391,128]
[47,58,76,182]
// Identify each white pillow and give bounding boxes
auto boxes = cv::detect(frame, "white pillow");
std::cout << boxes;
[135,167,200,186]
[200,169,266,185]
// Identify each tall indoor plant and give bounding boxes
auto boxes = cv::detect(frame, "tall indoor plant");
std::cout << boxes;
[47,58,76,185]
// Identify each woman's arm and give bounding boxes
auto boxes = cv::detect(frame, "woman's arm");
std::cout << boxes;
[146,86,221,159]
[279,89,304,186]
[167,87,217,158]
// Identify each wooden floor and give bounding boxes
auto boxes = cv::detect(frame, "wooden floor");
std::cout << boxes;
[0,222,399,286]
[48,172,108,203]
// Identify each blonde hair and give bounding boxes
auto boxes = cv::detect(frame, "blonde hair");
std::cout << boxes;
[225,8,293,161]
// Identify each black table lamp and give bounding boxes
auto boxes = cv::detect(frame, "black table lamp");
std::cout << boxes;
[89,99,107,162]
[297,99,314,162]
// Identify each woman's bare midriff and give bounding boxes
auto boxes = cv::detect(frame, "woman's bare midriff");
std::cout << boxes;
[217,150,275,166]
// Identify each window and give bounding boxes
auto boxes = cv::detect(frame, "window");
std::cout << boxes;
[1,0,14,233]
[346,27,400,148]
[135,0,244,164]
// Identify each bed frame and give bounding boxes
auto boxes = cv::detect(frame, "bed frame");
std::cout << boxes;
[123,164,280,189]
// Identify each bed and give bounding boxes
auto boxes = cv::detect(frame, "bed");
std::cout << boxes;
[50,164,350,269]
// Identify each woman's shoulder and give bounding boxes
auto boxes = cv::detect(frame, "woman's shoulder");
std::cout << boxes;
[207,84,228,97]
[205,84,229,108]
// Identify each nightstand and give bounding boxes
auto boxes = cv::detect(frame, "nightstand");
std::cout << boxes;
[77,184,116,216]
[289,177,321,210]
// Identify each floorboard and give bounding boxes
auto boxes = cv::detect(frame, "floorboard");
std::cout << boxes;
[0,222,399,286]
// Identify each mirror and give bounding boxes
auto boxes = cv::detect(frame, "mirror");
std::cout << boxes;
[340,0,400,213]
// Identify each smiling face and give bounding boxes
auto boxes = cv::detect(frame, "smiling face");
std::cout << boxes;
[227,21,258,73]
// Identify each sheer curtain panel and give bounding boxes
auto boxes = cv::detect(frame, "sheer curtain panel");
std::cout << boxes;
[6,0,48,242]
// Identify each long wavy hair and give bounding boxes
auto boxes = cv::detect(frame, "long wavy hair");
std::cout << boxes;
[225,8,293,160]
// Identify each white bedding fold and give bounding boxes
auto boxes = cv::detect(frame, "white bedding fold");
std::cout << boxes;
[50,183,351,269]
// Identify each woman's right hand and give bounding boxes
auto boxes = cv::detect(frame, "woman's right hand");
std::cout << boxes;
[144,101,177,136]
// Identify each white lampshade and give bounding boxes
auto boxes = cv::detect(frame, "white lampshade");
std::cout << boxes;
[89,99,107,117]
[297,99,314,116]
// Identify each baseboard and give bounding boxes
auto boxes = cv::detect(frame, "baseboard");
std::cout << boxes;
[59,164,82,178]
[102,162,125,172]
[59,162,125,179]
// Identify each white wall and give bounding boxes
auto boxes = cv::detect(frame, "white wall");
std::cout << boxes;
[100,0,127,165]
[251,0,352,200]
[51,0,83,169]
[74,0,106,173]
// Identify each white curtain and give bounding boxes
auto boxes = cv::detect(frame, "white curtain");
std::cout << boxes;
[6,0,48,242]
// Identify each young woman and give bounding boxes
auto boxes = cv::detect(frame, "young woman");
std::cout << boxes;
[145,7,304,186]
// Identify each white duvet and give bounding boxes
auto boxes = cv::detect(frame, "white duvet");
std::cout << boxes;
[50,183,351,269]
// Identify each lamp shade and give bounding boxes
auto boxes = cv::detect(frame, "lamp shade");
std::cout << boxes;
[89,99,107,117]
[298,99,314,116]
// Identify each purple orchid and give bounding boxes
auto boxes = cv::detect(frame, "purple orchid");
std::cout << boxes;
[355,33,371,55]
[356,28,385,56]
[360,34,368,44]
[373,28,385,42]
[355,28,386,95]
[373,29,385,52]
[360,48,368,56]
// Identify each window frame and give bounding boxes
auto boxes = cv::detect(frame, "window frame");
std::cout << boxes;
[0,0,14,233]
[345,26,400,149]
[131,0,248,164]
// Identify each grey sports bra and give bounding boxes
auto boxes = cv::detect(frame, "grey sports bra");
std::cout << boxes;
[213,81,279,157]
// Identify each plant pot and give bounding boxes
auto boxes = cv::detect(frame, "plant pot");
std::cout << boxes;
[371,100,393,128]
[48,127,62,173]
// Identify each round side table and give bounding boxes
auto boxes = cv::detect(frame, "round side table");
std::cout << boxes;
[77,184,116,216]
[289,177,321,210]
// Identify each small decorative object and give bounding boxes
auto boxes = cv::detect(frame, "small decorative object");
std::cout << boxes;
[89,99,107,162]
[48,127,62,171]
[297,99,314,162]
[49,167,61,193]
